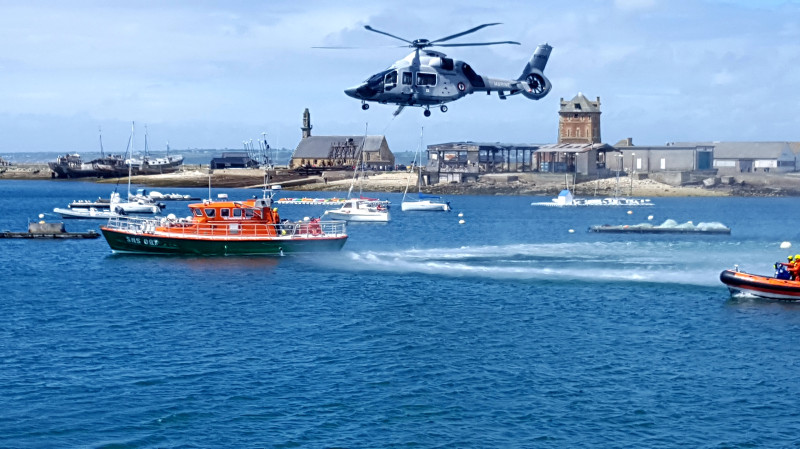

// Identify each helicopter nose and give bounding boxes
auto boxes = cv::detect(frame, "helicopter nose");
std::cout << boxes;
[344,85,362,99]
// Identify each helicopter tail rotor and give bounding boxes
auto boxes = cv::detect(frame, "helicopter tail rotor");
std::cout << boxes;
[518,44,552,100]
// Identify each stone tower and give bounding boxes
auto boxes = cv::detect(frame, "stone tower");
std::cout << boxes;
[558,93,601,144]
[301,108,312,139]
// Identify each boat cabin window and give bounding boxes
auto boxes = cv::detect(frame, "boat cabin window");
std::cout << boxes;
[417,73,436,86]
[220,208,230,218]
[244,209,254,218]
[232,208,242,218]
[204,208,216,218]
[193,209,203,217]
[402,72,412,85]
[384,70,397,90]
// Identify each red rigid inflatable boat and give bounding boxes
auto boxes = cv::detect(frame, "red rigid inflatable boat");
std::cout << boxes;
[720,268,800,301]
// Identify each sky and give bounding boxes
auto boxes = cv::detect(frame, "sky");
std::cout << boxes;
[1,0,799,154]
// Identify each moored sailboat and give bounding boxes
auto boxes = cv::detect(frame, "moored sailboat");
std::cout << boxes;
[401,127,450,212]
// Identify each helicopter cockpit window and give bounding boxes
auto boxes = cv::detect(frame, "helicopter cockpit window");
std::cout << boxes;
[441,58,454,71]
[417,73,436,86]
[384,71,397,90]
[402,72,412,85]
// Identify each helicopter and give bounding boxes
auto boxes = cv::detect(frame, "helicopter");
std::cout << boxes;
[338,23,552,117]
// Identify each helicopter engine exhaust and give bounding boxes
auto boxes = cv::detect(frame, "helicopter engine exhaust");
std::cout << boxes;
[518,44,552,100]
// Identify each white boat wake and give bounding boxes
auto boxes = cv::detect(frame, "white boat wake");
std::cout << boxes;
[312,241,755,287]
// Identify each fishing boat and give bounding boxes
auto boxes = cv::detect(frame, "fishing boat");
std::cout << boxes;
[48,153,100,179]
[720,267,800,300]
[100,194,347,255]
[126,129,184,175]
[401,127,450,212]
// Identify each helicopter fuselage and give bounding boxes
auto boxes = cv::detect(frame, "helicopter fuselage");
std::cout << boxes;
[345,46,552,115]
[346,50,470,106]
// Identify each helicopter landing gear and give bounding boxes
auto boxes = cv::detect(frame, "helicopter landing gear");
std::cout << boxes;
[440,105,448,113]
[361,102,369,110]
[423,107,431,117]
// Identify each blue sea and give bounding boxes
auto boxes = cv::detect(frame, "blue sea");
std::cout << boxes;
[2,179,800,448]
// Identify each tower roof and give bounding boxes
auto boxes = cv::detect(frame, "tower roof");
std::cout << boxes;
[560,92,601,113]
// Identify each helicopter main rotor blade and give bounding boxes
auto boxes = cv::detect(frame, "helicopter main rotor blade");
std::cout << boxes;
[430,23,501,44]
[364,25,413,45]
[312,45,404,49]
[436,41,521,47]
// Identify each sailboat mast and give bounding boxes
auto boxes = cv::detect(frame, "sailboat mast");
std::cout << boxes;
[98,126,105,158]
[128,121,134,199]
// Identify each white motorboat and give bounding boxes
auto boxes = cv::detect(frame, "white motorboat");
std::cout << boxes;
[323,124,391,222]
[129,188,199,202]
[401,193,451,211]
[109,191,163,214]
[323,199,390,222]
[532,189,653,207]
[54,206,120,219]
[531,189,576,207]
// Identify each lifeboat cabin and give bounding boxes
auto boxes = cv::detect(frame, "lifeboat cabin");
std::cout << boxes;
[165,198,284,237]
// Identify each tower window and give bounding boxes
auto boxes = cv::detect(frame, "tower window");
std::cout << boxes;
[574,103,581,110]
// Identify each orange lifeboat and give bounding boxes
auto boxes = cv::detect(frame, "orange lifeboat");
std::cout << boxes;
[100,196,347,255]
[720,268,800,301]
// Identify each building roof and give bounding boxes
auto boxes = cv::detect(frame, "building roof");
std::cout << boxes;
[559,92,601,114]
[675,141,791,159]
[292,135,385,159]
[535,143,616,154]
[428,142,543,150]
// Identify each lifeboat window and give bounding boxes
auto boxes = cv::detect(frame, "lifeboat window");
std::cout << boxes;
[244,209,254,218]
[220,208,230,218]
[232,208,242,218]
[402,72,412,85]
[193,209,203,217]
[204,208,216,218]
[417,72,436,86]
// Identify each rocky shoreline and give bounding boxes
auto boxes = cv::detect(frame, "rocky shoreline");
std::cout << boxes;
[4,164,800,197]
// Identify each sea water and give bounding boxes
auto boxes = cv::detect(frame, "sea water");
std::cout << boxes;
[2,180,800,448]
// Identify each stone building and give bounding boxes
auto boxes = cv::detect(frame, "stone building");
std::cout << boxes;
[558,93,601,144]
[289,109,395,170]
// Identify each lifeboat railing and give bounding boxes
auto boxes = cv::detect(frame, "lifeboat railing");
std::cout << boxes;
[104,216,347,238]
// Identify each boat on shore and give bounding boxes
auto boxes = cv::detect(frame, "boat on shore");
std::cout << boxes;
[720,267,800,300]
[100,195,348,255]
